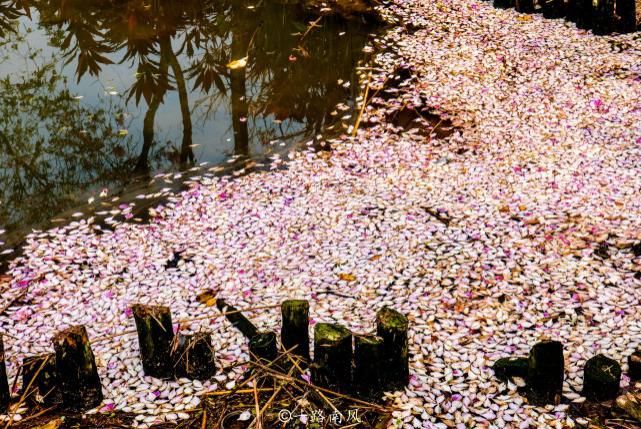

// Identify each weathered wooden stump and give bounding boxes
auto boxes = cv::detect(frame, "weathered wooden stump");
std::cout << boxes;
[526,340,564,405]
[566,0,579,21]
[575,0,594,28]
[628,350,641,381]
[0,336,9,414]
[376,307,409,390]
[583,354,621,401]
[592,0,616,34]
[617,0,638,33]
[52,326,103,411]
[249,331,278,364]
[542,0,566,18]
[494,0,515,8]
[354,334,384,401]
[132,304,175,378]
[173,333,216,380]
[311,323,352,393]
[22,354,61,405]
[492,357,529,382]
[281,300,310,361]
[515,0,535,13]
[216,299,258,340]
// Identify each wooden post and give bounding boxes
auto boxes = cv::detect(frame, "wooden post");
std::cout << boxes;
[0,336,9,414]
[173,333,216,380]
[566,0,579,21]
[132,304,174,378]
[52,326,103,411]
[617,0,639,33]
[216,299,258,340]
[311,323,352,393]
[492,357,529,381]
[583,354,621,401]
[376,307,409,390]
[593,0,616,34]
[353,335,384,402]
[494,0,515,8]
[515,0,536,13]
[526,340,564,405]
[249,331,278,364]
[575,0,595,28]
[281,300,310,361]
[542,0,566,18]
[628,350,641,381]
[22,354,61,406]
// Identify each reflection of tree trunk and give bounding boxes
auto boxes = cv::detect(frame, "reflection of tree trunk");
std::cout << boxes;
[135,96,161,174]
[230,3,250,157]
[135,44,169,174]
[164,36,194,166]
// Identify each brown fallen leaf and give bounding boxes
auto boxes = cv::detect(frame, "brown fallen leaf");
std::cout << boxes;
[338,273,357,282]
[197,289,217,307]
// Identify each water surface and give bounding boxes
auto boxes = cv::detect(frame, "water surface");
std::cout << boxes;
[0,0,377,251]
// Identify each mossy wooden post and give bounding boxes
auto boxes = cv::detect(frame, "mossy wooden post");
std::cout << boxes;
[132,304,174,378]
[311,323,352,393]
[376,307,409,390]
[542,0,565,18]
[628,350,641,381]
[494,0,515,8]
[281,300,310,361]
[583,354,621,401]
[354,335,384,402]
[173,333,216,380]
[216,299,258,340]
[249,331,278,364]
[566,0,578,21]
[515,0,535,13]
[575,0,594,28]
[526,340,564,405]
[0,336,9,414]
[23,354,61,405]
[592,0,616,34]
[617,0,638,33]
[52,326,103,411]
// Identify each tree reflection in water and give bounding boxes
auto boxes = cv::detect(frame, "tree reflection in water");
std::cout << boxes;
[0,0,377,241]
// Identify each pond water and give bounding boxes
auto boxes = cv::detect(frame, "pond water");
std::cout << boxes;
[0,0,378,253]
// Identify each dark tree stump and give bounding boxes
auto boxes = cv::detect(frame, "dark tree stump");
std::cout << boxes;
[281,300,310,361]
[22,354,61,406]
[583,354,621,401]
[492,357,529,382]
[617,0,638,33]
[354,335,384,402]
[216,299,258,340]
[376,307,409,390]
[628,351,641,381]
[575,0,594,28]
[132,304,175,378]
[249,331,278,364]
[542,0,566,18]
[494,0,515,8]
[173,333,216,380]
[515,0,535,13]
[566,0,579,21]
[52,326,103,411]
[592,0,616,34]
[526,340,564,405]
[311,323,352,393]
[0,336,9,414]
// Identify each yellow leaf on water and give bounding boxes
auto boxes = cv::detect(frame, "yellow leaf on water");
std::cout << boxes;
[117,129,129,136]
[517,15,533,22]
[338,273,357,282]
[227,57,248,70]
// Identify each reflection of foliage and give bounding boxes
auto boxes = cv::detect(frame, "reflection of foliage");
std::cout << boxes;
[0,0,29,37]
[0,58,139,229]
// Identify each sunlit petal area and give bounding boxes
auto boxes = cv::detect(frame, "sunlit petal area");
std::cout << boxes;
[2,0,641,428]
